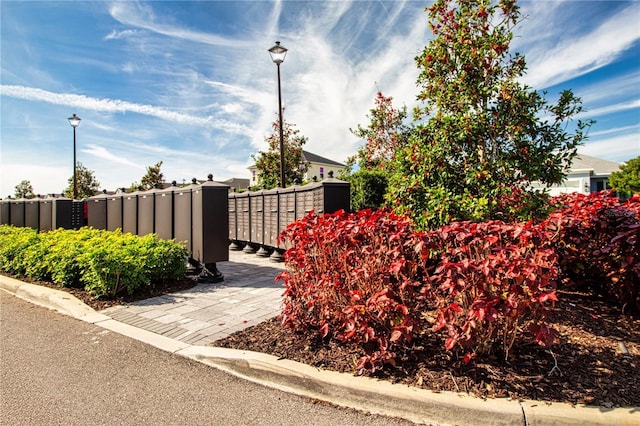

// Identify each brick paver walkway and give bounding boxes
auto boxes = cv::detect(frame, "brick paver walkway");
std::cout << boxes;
[101,250,285,346]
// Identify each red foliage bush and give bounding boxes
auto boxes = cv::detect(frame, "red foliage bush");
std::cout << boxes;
[278,209,560,373]
[544,191,640,312]
[277,209,430,373]
[423,220,559,361]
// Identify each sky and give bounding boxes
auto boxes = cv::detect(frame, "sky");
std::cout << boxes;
[1,0,639,197]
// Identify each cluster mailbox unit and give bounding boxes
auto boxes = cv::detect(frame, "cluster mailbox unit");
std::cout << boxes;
[228,173,350,261]
[1,173,350,275]
[84,176,229,281]
[0,196,83,231]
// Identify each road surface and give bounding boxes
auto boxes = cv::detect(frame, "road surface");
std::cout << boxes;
[0,291,412,425]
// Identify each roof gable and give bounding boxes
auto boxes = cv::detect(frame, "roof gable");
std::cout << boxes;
[569,154,622,176]
[301,150,346,167]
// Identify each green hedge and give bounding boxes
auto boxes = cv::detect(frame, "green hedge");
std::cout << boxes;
[0,225,188,298]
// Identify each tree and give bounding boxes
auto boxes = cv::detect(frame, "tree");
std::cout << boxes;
[64,162,100,199]
[14,180,35,199]
[252,117,308,189]
[609,156,640,197]
[346,92,411,210]
[386,0,594,229]
[350,92,411,173]
[139,161,165,190]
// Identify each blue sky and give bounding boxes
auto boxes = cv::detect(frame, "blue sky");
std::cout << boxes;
[1,0,639,197]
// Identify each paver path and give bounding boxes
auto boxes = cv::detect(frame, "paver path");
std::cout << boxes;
[101,250,285,346]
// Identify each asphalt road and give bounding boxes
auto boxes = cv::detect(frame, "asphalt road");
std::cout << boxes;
[0,291,412,426]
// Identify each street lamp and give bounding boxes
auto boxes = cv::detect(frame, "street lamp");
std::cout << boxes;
[67,113,81,199]
[268,41,288,188]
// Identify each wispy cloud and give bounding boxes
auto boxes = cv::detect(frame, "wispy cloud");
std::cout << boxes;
[579,133,639,162]
[108,2,253,48]
[521,2,640,89]
[81,144,145,170]
[104,29,140,40]
[0,85,251,135]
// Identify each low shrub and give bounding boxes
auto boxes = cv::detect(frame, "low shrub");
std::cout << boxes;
[0,225,188,298]
[0,226,38,275]
[544,191,640,312]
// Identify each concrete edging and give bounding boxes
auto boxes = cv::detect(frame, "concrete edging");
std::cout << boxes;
[1,275,638,425]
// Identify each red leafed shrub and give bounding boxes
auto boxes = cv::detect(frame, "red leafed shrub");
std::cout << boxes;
[277,209,430,374]
[544,191,640,312]
[278,209,561,374]
[423,220,559,361]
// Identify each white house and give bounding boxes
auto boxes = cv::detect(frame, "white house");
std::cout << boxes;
[248,150,347,187]
[531,154,622,196]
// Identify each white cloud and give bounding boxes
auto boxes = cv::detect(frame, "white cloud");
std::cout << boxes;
[521,2,640,89]
[0,85,252,135]
[104,29,139,40]
[581,134,640,162]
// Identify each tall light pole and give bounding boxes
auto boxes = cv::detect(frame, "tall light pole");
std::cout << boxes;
[268,41,288,188]
[67,113,81,199]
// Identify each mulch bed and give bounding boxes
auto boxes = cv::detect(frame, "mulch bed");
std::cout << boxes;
[5,271,638,408]
[215,291,639,408]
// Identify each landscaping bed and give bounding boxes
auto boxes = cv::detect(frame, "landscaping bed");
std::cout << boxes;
[215,290,639,408]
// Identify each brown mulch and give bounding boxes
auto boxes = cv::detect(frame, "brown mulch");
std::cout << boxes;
[215,291,639,408]
[5,271,638,408]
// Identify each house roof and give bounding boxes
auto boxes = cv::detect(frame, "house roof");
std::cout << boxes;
[569,154,622,176]
[219,178,250,189]
[301,150,346,167]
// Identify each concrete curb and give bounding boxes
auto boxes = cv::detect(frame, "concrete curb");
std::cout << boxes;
[1,276,638,425]
[0,275,110,323]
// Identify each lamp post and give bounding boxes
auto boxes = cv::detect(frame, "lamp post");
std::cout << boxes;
[67,113,81,199]
[268,41,288,188]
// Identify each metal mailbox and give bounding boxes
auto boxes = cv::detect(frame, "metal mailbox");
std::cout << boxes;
[52,198,74,230]
[250,189,265,245]
[106,193,123,231]
[24,198,40,230]
[39,198,53,231]
[9,199,25,228]
[174,181,199,252]
[87,192,109,230]
[122,191,139,235]
[235,192,250,243]
[155,184,177,241]
[190,178,229,265]
[0,199,10,225]
[137,189,156,236]
[263,188,279,248]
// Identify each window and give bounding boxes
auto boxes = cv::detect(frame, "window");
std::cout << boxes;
[319,167,324,179]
